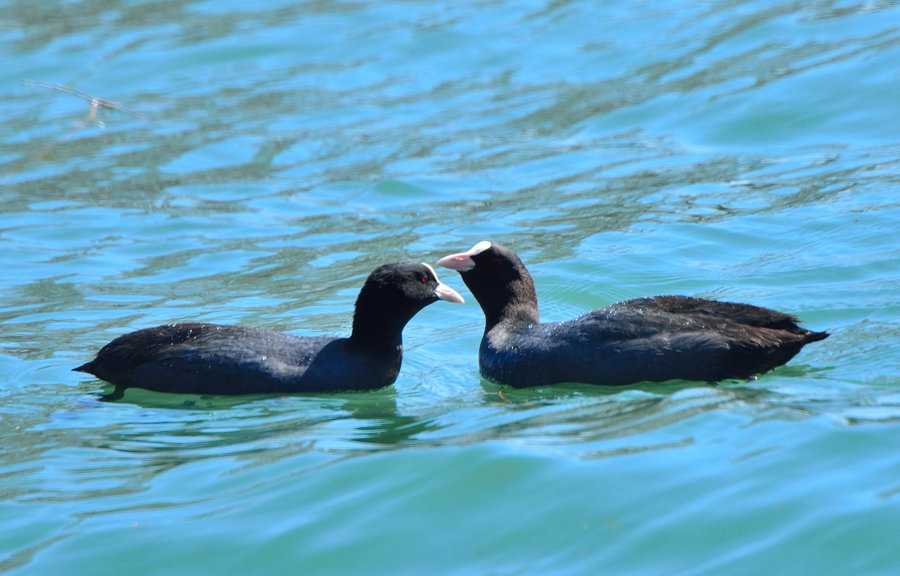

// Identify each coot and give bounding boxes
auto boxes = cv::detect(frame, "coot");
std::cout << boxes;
[75,262,463,395]
[437,241,828,387]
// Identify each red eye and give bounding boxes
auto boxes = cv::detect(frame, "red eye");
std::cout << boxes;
[419,273,428,283]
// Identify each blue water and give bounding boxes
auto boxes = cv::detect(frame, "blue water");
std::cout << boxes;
[2,0,900,574]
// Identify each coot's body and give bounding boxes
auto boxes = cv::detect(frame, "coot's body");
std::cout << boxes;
[438,241,828,387]
[75,262,463,395]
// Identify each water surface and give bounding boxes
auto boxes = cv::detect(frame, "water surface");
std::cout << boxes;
[2,0,899,574]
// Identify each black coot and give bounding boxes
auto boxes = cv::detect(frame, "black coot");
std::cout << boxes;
[75,262,463,395]
[437,241,828,387]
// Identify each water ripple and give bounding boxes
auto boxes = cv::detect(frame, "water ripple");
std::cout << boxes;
[2,0,900,574]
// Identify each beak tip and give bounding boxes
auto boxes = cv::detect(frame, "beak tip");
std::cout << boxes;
[436,253,475,272]
[434,283,465,304]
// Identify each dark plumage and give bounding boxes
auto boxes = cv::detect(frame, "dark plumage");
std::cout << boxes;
[437,241,828,387]
[74,262,463,395]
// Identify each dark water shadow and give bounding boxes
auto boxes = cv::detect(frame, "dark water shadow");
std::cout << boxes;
[84,379,430,448]
[371,364,846,457]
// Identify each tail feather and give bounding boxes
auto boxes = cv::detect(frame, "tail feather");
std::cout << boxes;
[73,360,97,374]
[803,330,829,344]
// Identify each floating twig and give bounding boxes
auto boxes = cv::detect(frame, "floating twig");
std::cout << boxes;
[4,81,145,181]
[23,80,145,120]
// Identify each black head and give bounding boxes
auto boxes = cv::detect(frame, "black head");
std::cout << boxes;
[351,261,463,345]
[436,241,539,327]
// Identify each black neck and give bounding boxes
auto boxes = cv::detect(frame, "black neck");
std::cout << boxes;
[349,289,418,350]
[469,272,540,331]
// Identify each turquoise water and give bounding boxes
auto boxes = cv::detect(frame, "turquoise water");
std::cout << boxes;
[2,0,900,573]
